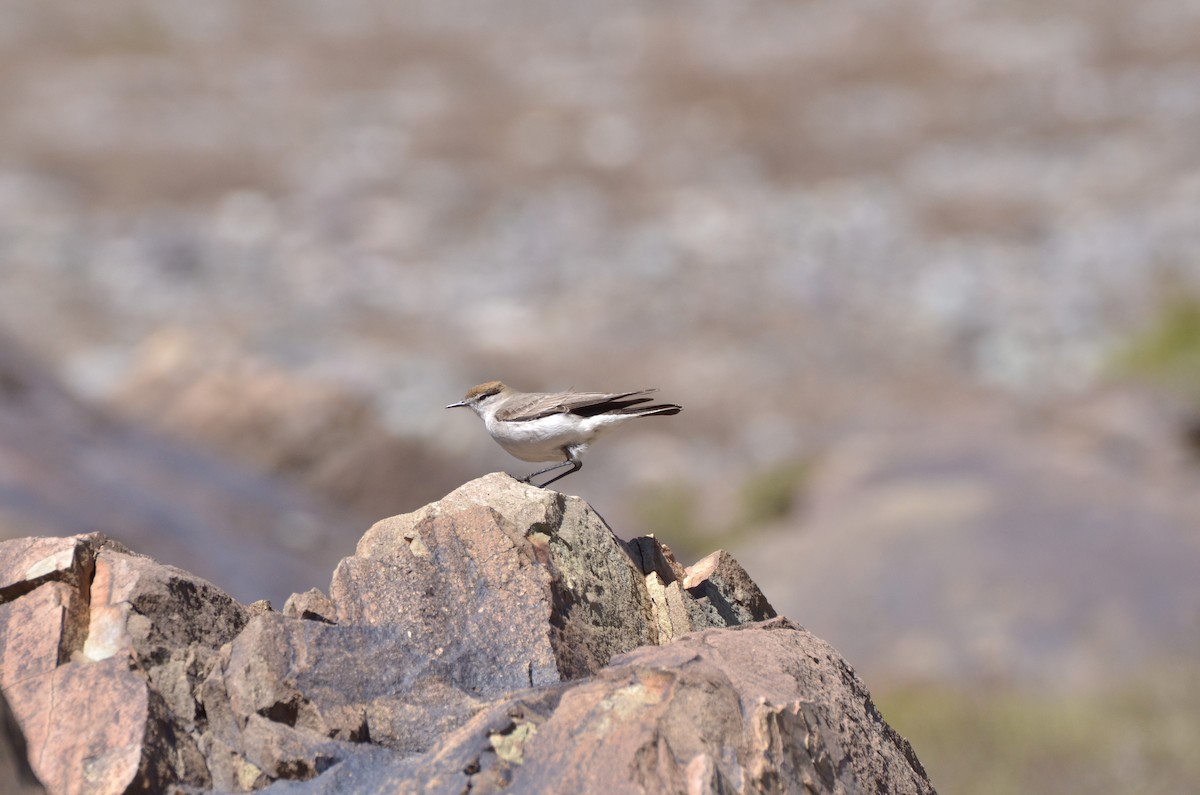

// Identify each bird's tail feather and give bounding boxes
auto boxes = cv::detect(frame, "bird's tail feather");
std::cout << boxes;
[628,403,682,417]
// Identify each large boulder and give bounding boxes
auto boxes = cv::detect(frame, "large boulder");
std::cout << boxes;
[0,474,934,794]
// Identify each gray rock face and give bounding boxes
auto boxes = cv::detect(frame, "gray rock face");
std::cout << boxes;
[0,474,933,794]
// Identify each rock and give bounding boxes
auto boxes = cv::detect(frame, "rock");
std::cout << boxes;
[388,618,931,795]
[199,474,779,769]
[9,655,210,794]
[0,475,933,794]
[0,534,101,599]
[253,620,933,795]
[0,688,44,794]
[334,473,776,677]
[0,581,88,691]
[682,549,777,625]
[81,544,250,730]
[282,589,337,624]
[0,533,239,794]
[0,536,111,695]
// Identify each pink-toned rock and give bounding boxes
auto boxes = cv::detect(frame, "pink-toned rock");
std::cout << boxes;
[0,582,87,692]
[0,534,103,599]
[0,533,245,794]
[0,477,932,795]
[8,655,208,795]
[0,688,44,794]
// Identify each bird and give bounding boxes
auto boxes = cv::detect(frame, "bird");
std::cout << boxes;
[446,381,682,488]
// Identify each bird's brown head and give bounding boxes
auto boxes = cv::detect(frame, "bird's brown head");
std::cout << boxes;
[446,380,509,410]
[464,380,507,401]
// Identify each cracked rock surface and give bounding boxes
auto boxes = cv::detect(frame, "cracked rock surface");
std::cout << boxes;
[0,474,932,794]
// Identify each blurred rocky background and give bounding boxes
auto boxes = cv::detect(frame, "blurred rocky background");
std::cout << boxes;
[2,0,1199,791]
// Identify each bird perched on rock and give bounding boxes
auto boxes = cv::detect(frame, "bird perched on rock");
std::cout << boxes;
[446,381,682,488]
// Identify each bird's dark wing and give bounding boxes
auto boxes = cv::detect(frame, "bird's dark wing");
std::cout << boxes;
[495,389,660,422]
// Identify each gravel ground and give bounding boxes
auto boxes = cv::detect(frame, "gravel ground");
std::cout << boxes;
[3,0,1199,427]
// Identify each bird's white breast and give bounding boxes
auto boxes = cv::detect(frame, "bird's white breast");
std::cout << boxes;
[481,412,634,463]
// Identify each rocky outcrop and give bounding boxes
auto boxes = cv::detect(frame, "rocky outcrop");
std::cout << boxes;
[0,534,243,794]
[0,474,934,794]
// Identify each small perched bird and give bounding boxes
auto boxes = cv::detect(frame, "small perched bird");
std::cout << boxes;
[446,381,682,488]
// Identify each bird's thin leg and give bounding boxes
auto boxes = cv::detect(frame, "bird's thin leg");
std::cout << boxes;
[535,459,581,489]
[518,459,574,484]
[533,447,583,489]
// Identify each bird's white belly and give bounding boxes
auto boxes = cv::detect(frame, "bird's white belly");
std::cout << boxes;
[485,414,605,462]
